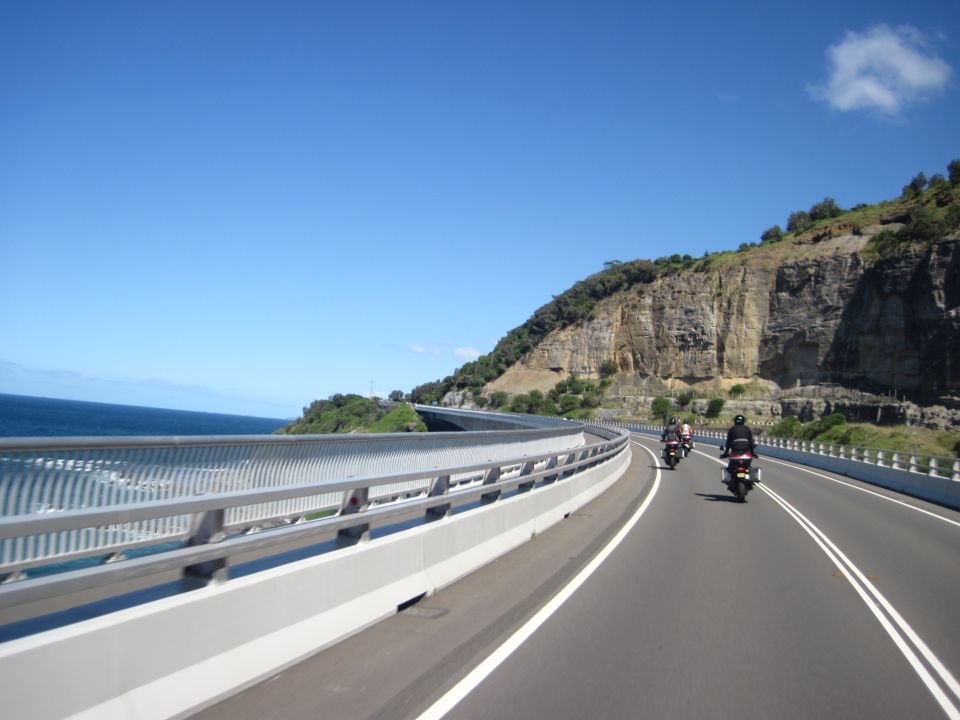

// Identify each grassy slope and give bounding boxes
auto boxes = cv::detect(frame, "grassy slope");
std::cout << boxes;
[800,423,959,458]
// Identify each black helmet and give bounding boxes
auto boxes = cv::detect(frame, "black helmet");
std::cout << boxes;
[670,417,678,424]
[734,414,746,425]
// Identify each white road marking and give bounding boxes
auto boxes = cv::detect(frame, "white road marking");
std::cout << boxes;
[414,440,661,720]
[758,482,960,720]
[754,455,960,529]
[680,440,960,719]
[674,434,959,528]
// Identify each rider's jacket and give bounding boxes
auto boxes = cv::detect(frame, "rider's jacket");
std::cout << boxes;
[661,423,681,441]
[724,424,755,454]
[679,423,692,439]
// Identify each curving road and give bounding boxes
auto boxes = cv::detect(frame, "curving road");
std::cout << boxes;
[196,433,960,720]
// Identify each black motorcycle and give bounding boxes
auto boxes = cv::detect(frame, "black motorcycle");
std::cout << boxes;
[719,441,760,502]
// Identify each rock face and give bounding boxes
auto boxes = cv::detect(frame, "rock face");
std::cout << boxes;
[487,232,960,428]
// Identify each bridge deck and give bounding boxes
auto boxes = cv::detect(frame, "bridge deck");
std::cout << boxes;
[194,437,654,719]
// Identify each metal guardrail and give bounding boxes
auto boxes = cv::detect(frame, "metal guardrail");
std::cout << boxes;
[0,422,629,615]
[610,422,960,480]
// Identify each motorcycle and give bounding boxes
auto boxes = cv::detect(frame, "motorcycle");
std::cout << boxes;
[719,441,761,502]
[680,437,693,457]
[661,438,681,470]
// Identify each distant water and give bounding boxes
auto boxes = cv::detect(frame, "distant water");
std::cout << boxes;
[0,393,289,438]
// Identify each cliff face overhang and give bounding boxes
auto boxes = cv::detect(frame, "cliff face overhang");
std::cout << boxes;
[491,233,960,414]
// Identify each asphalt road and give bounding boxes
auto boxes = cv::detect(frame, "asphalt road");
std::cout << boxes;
[195,434,960,720]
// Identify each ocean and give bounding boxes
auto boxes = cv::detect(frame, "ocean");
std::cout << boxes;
[0,393,290,438]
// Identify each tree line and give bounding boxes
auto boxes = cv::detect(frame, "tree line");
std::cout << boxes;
[759,158,960,244]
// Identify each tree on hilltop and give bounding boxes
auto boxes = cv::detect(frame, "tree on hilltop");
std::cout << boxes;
[761,225,783,243]
[903,172,928,198]
[809,197,843,221]
[787,210,813,233]
[948,159,960,187]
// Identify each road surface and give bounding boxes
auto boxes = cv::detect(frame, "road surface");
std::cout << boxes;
[196,433,960,719]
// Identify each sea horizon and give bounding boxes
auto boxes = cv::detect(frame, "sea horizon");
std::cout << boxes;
[0,393,292,438]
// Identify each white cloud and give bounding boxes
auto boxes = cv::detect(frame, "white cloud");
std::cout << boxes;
[809,25,952,115]
[409,345,426,353]
[454,347,481,359]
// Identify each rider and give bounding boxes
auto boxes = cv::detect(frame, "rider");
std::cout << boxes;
[721,414,756,460]
[679,418,694,452]
[661,416,681,443]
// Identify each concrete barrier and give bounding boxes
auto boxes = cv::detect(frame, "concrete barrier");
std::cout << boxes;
[754,444,960,510]
[0,446,630,720]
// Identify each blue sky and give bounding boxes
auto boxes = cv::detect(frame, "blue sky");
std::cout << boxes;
[1,1,958,419]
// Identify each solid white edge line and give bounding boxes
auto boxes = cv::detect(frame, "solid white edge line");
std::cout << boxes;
[757,483,960,720]
[757,455,960,529]
[679,442,959,718]
[624,438,960,715]
[414,439,661,720]
[708,448,960,703]
[762,479,960,704]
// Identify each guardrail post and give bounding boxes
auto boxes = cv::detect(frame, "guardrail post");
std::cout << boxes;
[892,452,902,470]
[542,456,559,485]
[337,487,370,548]
[909,455,919,473]
[876,451,886,468]
[583,447,595,469]
[425,474,451,522]
[481,466,501,505]
[185,509,228,584]
[560,451,582,480]
[518,461,537,494]
[953,460,960,482]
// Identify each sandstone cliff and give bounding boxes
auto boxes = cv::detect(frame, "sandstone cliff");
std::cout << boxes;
[485,226,960,428]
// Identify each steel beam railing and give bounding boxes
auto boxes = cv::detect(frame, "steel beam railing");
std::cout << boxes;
[0,422,629,617]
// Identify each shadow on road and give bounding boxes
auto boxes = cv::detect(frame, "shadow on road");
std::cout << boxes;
[645,464,677,472]
[695,492,741,503]
[649,462,691,471]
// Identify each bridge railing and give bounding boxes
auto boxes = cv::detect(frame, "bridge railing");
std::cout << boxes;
[609,420,960,509]
[613,422,960,480]
[0,422,630,616]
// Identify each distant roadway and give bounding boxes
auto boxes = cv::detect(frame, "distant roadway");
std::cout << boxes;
[196,432,960,720]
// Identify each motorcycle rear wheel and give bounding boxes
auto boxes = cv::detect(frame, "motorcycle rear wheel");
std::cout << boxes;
[736,480,746,503]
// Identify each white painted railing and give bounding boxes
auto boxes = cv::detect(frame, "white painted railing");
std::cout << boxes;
[614,421,960,509]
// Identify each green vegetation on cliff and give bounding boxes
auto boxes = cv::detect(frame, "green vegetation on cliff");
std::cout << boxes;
[504,374,609,419]
[411,259,658,402]
[281,394,426,434]
[767,413,959,457]
[408,158,960,410]
[411,159,959,406]
[697,158,960,271]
